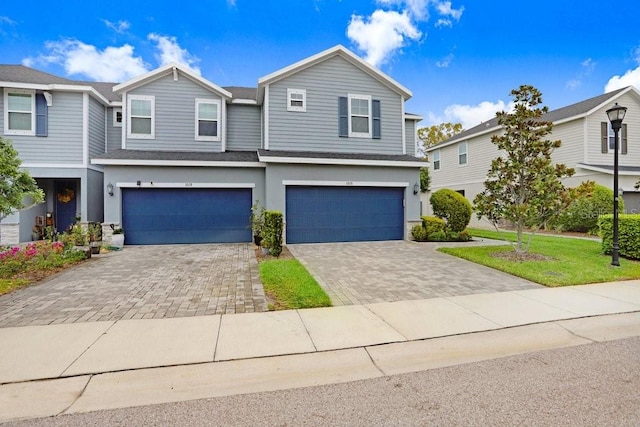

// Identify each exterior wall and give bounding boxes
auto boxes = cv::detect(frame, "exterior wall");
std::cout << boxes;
[227,104,261,151]
[106,107,122,152]
[88,96,106,159]
[102,166,266,224]
[125,73,224,152]
[585,91,640,168]
[266,56,404,154]
[264,163,421,240]
[86,169,104,222]
[405,119,416,155]
[1,89,84,164]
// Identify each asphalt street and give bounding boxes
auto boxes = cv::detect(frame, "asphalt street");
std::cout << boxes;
[9,337,640,426]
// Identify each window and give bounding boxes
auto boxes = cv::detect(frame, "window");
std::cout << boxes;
[195,99,220,141]
[127,95,154,139]
[601,121,628,154]
[4,90,35,135]
[458,142,468,165]
[113,108,122,127]
[432,150,441,170]
[287,88,306,112]
[349,94,371,138]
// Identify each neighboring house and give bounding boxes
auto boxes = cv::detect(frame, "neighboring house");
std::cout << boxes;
[424,86,640,225]
[1,45,424,245]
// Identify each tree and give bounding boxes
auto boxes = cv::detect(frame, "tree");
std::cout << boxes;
[419,167,430,193]
[473,85,575,254]
[0,137,44,222]
[417,122,463,156]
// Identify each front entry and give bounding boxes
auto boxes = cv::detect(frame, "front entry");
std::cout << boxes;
[55,181,77,233]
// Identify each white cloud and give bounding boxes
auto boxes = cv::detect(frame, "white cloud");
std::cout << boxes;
[377,0,430,20]
[566,58,596,90]
[435,18,452,28]
[0,16,16,25]
[347,10,422,67]
[605,48,640,93]
[227,0,237,6]
[103,19,130,34]
[436,53,454,68]
[429,100,512,129]
[433,1,464,20]
[148,33,201,75]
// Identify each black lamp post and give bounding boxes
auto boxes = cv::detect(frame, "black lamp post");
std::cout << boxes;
[606,103,627,267]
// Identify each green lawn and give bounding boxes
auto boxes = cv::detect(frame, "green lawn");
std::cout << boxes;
[0,278,30,296]
[259,258,332,310]
[438,228,640,286]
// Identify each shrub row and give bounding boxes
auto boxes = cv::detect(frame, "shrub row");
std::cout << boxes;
[412,189,472,242]
[551,181,622,234]
[262,210,283,257]
[598,214,640,260]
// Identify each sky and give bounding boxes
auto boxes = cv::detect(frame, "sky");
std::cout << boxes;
[2,0,640,129]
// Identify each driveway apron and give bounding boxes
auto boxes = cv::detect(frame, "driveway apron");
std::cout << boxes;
[0,244,267,328]
[288,240,542,306]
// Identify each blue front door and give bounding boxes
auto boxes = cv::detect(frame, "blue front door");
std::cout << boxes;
[122,188,252,245]
[55,181,77,233]
[286,186,405,244]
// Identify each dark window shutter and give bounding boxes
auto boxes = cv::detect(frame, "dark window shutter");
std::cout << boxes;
[35,93,48,137]
[338,96,348,137]
[372,99,381,139]
[621,123,628,155]
[600,122,608,153]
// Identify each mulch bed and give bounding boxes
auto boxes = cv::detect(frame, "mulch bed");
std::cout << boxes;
[491,251,555,262]
[254,245,294,262]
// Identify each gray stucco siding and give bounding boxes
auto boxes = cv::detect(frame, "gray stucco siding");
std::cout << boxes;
[102,166,266,224]
[1,89,84,164]
[267,56,404,154]
[88,96,106,158]
[227,104,261,150]
[125,74,224,152]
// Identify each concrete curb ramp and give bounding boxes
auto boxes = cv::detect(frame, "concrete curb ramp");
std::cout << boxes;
[1,280,640,422]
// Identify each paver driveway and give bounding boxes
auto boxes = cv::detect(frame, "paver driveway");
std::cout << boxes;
[288,240,542,305]
[0,244,267,328]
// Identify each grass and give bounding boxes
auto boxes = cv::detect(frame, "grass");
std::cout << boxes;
[0,278,30,296]
[438,228,640,286]
[259,258,332,310]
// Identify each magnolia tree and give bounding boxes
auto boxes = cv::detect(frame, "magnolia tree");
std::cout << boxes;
[0,137,44,222]
[473,85,574,254]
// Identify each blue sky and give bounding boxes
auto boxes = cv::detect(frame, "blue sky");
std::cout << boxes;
[2,0,640,129]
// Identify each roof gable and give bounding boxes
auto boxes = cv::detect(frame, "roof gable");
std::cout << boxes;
[257,45,412,102]
[113,63,232,99]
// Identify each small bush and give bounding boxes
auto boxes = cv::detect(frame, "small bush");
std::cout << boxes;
[0,241,86,279]
[430,189,472,232]
[411,224,428,241]
[556,182,623,234]
[422,216,446,237]
[599,214,640,260]
[262,210,284,257]
[428,231,447,241]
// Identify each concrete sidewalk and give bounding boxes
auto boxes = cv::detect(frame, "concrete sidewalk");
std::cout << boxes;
[1,280,640,423]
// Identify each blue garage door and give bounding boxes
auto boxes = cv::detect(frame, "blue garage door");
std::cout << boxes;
[122,188,252,245]
[286,186,404,244]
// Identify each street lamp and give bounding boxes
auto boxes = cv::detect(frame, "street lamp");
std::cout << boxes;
[606,102,627,266]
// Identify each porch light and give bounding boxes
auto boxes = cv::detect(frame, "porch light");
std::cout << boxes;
[107,183,114,196]
[413,182,420,195]
[605,102,627,267]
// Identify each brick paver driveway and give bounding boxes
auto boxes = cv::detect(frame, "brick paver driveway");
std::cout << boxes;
[288,240,542,306]
[0,244,266,328]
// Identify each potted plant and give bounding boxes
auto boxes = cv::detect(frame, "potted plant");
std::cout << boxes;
[110,224,125,249]
[32,226,41,241]
[88,223,102,254]
[249,201,265,246]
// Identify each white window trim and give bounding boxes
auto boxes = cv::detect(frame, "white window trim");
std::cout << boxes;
[348,94,372,138]
[432,150,441,171]
[127,95,155,139]
[458,142,468,166]
[113,108,122,128]
[4,89,36,136]
[194,98,221,142]
[287,88,306,112]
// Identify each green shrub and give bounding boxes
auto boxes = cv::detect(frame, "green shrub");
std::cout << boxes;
[430,189,472,232]
[599,214,640,260]
[421,216,445,237]
[428,231,447,241]
[262,210,284,257]
[448,230,472,242]
[411,224,428,241]
[556,182,623,234]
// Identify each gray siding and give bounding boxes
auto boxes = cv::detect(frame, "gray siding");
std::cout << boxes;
[1,89,84,164]
[86,169,104,222]
[106,107,122,152]
[126,73,224,152]
[405,119,416,155]
[88,95,106,159]
[227,104,261,150]
[267,56,404,154]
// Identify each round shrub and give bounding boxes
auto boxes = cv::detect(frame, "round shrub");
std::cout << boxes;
[429,189,472,232]
[411,224,428,242]
[428,231,447,241]
[557,182,624,234]
[421,216,446,237]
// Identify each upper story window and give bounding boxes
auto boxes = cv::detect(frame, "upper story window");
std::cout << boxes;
[113,108,122,127]
[128,95,155,139]
[601,121,628,155]
[432,150,441,170]
[349,94,371,138]
[195,98,220,141]
[458,142,468,166]
[287,88,306,112]
[4,89,35,135]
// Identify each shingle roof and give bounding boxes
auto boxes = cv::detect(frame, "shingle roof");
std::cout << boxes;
[435,87,631,147]
[0,65,76,85]
[223,86,257,100]
[258,149,423,163]
[77,81,120,102]
[92,149,259,162]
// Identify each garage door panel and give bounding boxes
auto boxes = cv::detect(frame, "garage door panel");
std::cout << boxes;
[286,186,404,244]
[122,188,251,245]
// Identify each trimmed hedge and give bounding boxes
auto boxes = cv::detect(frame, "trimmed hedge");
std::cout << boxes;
[422,216,446,237]
[262,210,284,257]
[411,224,428,241]
[598,214,640,260]
[555,182,622,234]
[430,189,472,232]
